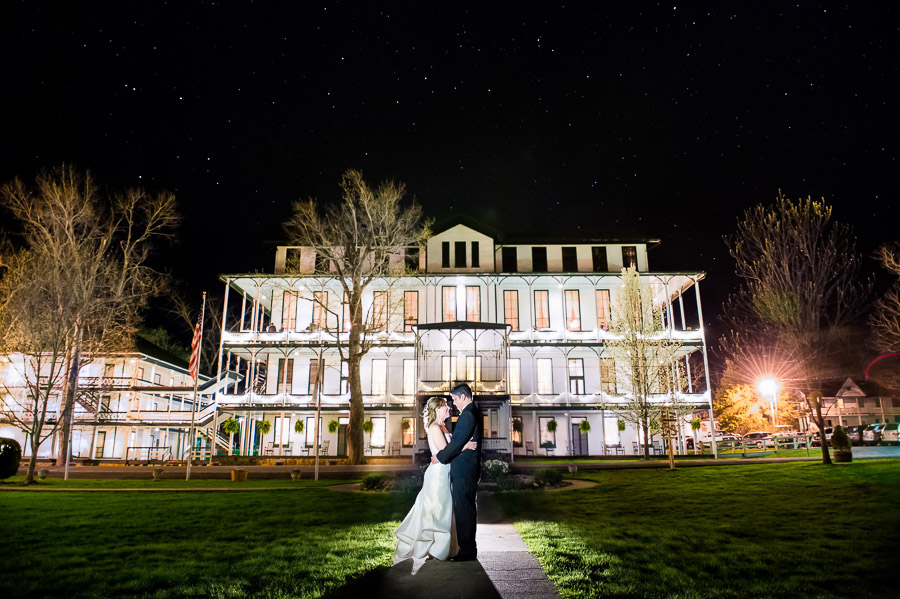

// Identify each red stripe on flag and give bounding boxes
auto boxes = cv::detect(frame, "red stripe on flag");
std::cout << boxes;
[189,321,201,380]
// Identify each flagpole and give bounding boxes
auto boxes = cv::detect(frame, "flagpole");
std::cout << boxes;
[314,346,323,482]
[186,292,207,481]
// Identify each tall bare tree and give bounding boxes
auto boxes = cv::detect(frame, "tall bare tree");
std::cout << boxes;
[283,169,429,464]
[605,267,684,459]
[0,166,178,476]
[722,193,870,464]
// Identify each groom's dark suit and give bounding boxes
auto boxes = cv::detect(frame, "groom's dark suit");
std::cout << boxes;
[436,401,482,559]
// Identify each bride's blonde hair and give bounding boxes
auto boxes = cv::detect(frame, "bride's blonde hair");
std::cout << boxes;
[422,396,446,428]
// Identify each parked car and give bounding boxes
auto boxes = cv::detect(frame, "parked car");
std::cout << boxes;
[863,423,885,446]
[881,423,900,445]
[742,431,775,448]
[811,428,835,447]
[845,424,868,446]
[698,431,740,445]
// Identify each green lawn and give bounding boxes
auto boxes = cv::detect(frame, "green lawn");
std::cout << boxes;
[494,460,900,599]
[1,480,411,599]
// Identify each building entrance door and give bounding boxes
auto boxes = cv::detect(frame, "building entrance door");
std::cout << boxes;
[571,423,589,456]
[338,424,347,456]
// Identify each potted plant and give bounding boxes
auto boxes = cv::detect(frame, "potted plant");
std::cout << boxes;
[579,420,591,434]
[831,425,852,463]
[152,467,165,481]
[222,417,240,455]
[617,418,626,433]
[328,419,339,434]
[691,418,702,454]
[547,419,558,433]
[256,419,272,455]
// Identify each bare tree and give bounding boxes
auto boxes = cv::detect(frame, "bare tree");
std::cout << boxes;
[283,169,429,464]
[722,192,870,464]
[0,165,178,476]
[605,267,684,459]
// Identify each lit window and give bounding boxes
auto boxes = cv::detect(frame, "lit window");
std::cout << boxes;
[371,417,386,448]
[466,286,480,321]
[600,358,616,394]
[401,417,416,447]
[442,356,459,381]
[534,290,550,329]
[537,358,553,394]
[404,291,418,332]
[539,416,556,447]
[372,291,386,331]
[403,360,417,395]
[504,290,519,331]
[371,359,387,396]
[466,356,482,382]
[507,359,521,395]
[596,289,611,331]
[312,291,327,330]
[282,291,298,331]
[565,290,581,331]
[442,286,457,322]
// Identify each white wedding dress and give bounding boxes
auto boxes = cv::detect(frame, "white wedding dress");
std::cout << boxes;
[393,431,457,574]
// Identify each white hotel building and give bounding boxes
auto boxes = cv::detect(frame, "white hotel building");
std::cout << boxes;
[214,219,713,459]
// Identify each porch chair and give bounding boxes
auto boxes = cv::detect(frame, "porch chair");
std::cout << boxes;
[525,441,535,456]
[318,440,330,456]
[389,441,401,456]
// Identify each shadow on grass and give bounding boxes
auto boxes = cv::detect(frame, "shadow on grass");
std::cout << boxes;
[322,559,502,599]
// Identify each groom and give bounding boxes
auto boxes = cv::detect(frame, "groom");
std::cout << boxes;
[436,382,483,561]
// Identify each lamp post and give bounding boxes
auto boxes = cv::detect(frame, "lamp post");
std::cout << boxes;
[757,377,780,430]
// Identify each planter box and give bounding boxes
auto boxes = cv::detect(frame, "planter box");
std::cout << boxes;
[291,468,302,481]
[231,468,248,482]
[834,451,852,463]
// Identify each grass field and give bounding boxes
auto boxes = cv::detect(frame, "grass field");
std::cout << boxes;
[3,461,899,599]
[1,479,410,599]
[495,460,900,599]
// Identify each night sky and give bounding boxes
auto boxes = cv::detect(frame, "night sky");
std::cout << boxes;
[2,2,897,346]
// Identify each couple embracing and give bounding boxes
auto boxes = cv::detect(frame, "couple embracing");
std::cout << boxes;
[393,383,482,574]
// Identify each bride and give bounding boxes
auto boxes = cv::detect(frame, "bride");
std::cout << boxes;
[393,396,477,574]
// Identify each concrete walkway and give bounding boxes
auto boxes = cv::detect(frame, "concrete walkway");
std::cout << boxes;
[323,491,558,599]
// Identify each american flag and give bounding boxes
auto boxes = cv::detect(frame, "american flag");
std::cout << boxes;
[188,321,202,381]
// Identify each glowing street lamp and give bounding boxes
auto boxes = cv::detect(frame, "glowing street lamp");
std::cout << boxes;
[757,377,780,429]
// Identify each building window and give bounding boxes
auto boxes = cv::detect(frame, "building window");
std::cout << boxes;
[532,247,548,272]
[137,367,145,381]
[312,291,327,330]
[562,247,578,272]
[342,291,351,332]
[314,252,330,273]
[282,291,298,331]
[471,241,480,268]
[596,289,611,331]
[537,358,553,394]
[539,416,557,448]
[285,248,301,271]
[507,358,521,395]
[372,291,386,331]
[401,417,416,447]
[568,358,585,394]
[534,290,550,329]
[504,290,519,331]
[340,360,349,394]
[308,359,321,395]
[442,242,450,268]
[564,290,581,331]
[370,417,386,448]
[277,359,294,394]
[442,286,457,322]
[483,408,499,439]
[455,241,467,268]
[600,358,616,394]
[405,247,419,271]
[592,247,608,272]
[466,286,480,321]
[442,356,459,381]
[403,360,417,396]
[466,356,482,382]
[404,291,418,332]
[622,246,638,269]
[371,359,387,396]
[305,416,320,447]
[502,247,518,272]
[511,416,523,447]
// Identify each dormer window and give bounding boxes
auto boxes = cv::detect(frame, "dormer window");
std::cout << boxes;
[623,246,638,269]
[502,247,517,272]
[405,247,420,271]
[562,247,578,272]
[592,247,607,272]
[455,241,466,267]
[471,241,480,268]
[532,247,548,272]
[442,242,450,268]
